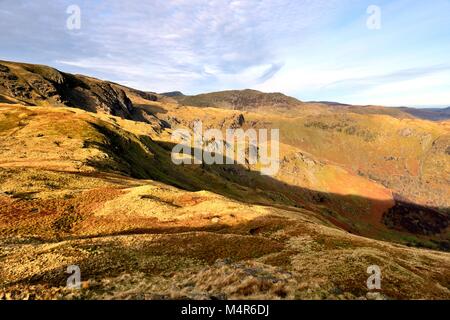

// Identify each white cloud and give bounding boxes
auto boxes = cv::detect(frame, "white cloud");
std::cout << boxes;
[46,0,336,93]
[1,0,449,105]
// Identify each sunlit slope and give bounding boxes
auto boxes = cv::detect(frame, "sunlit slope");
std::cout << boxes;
[128,98,449,246]
[2,58,447,212]
[271,113,449,209]
[0,60,448,247]
[1,104,449,300]
[144,100,449,210]
[1,103,448,249]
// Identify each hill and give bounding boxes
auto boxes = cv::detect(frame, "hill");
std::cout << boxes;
[399,107,450,121]
[0,60,449,299]
[1,103,449,300]
[160,91,184,97]
[172,89,303,111]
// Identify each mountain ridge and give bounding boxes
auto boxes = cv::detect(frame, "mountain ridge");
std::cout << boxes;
[1,60,448,241]
[2,59,448,121]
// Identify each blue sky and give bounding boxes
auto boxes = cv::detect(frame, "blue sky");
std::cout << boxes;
[1,0,449,107]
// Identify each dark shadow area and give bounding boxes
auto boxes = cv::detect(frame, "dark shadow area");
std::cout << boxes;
[133,103,168,115]
[0,115,447,251]
[130,106,171,130]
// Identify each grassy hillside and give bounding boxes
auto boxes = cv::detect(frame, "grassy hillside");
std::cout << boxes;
[173,89,303,110]
[140,98,450,210]
[0,61,449,300]
[1,104,449,300]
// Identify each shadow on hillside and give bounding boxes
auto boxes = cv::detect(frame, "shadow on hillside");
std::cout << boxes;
[133,104,168,115]
[2,138,450,292]
[79,123,449,252]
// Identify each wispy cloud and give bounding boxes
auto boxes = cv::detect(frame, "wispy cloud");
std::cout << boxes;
[0,0,337,92]
[324,64,450,91]
[1,0,450,105]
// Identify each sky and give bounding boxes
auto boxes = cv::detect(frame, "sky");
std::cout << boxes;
[1,0,449,107]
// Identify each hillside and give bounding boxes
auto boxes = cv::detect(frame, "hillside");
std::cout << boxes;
[399,107,450,121]
[0,61,449,300]
[0,60,164,123]
[173,91,450,121]
[1,103,449,300]
[171,89,304,111]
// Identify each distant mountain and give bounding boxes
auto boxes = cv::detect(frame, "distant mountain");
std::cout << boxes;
[308,100,450,121]
[160,91,184,97]
[308,101,353,107]
[3,61,446,123]
[171,91,450,121]
[172,89,303,110]
[399,107,450,121]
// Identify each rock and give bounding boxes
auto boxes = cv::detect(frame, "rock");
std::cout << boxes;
[214,258,232,267]
[399,127,413,137]
[230,114,245,128]
[366,292,387,300]
[133,90,158,101]
[82,281,90,289]
[29,78,59,97]
[209,293,227,300]
[211,217,220,224]
[0,64,10,72]
[330,287,343,295]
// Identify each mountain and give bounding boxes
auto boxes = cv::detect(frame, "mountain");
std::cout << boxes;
[0,60,180,131]
[399,107,450,121]
[171,90,450,121]
[160,91,184,97]
[310,100,450,121]
[0,60,137,117]
[0,60,449,299]
[172,89,303,111]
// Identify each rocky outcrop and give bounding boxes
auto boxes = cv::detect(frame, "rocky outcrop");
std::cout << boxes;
[230,114,245,129]
[0,60,138,119]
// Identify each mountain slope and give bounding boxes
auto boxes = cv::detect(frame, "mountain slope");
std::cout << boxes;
[399,107,450,121]
[0,60,166,124]
[1,103,449,300]
[1,61,449,244]
[0,60,449,299]
[172,89,304,111]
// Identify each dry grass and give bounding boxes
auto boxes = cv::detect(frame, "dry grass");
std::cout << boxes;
[0,103,449,300]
